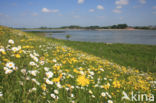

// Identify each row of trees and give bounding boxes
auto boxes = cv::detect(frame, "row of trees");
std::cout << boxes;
[60,24,128,29]
[35,24,156,30]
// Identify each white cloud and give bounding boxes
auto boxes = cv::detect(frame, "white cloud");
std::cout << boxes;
[139,0,146,4]
[114,0,128,14]
[97,5,104,10]
[42,8,51,13]
[89,9,95,12]
[113,9,122,13]
[41,8,59,13]
[152,6,156,10]
[115,0,128,5]
[78,0,84,4]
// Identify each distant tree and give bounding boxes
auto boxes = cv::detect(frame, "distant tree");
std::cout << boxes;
[110,24,128,29]
[66,35,71,40]
[117,24,128,29]
[86,26,101,30]
[60,25,82,29]
[134,26,151,30]
[111,25,117,29]
[40,26,48,29]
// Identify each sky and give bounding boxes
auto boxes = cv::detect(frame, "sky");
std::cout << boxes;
[0,0,156,28]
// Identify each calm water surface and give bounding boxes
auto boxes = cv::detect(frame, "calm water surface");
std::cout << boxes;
[25,30,156,45]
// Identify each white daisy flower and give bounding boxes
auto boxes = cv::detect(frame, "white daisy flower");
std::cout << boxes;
[17,46,21,50]
[21,69,27,74]
[45,71,53,78]
[104,78,107,80]
[89,90,93,94]
[6,62,15,68]
[32,87,37,91]
[3,67,8,71]
[11,47,19,52]
[32,78,40,85]
[44,67,49,71]
[33,52,39,56]
[56,83,62,88]
[40,61,45,65]
[13,66,18,71]
[92,95,95,98]
[54,90,59,94]
[71,94,74,98]
[53,59,57,63]
[29,70,38,76]
[0,48,5,53]
[106,92,112,98]
[29,61,36,66]
[26,76,30,80]
[0,92,3,97]
[33,56,39,62]
[46,79,53,85]
[101,92,106,97]
[65,88,69,91]
[71,86,74,89]
[8,39,14,44]
[50,93,56,99]
[5,69,13,74]
[108,100,113,103]
[89,71,94,75]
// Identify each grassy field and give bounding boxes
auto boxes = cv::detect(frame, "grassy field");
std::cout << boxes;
[0,26,156,103]
[51,39,156,73]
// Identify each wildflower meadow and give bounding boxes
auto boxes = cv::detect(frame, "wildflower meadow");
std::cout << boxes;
[0,26,155,103]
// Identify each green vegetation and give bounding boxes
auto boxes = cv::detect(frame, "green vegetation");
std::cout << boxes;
[0,26,155,103]
[60,24,128,29]
[53,39,156,73]
[65,35,71,40]
[14,24,156,30]
[25,31,65,33]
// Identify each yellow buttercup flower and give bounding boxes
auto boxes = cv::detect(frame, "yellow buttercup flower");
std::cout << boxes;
[52,74,62,83]
[52,77,60,83]
[3,59,9,62]
[112,80,121,88]
[102,83,110,90]
[15,54,21,58]
[41,84,46,91]
[2,51,6,55]
[76,75,90,86]
[73,69,80,74]
[19,50,23,54]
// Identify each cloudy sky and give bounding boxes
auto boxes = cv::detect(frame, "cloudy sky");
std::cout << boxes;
[0,0,156,27]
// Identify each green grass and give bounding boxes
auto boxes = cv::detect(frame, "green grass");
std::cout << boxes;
[46,38,156,73]
[0,26,155,103]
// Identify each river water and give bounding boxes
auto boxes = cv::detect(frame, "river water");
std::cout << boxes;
[24,29,156,45]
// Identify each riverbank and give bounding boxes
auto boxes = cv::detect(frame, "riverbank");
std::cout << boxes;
[52,39,156,73]
[20,28,156,31]
[0,26,155,103]
[26,31,156,72]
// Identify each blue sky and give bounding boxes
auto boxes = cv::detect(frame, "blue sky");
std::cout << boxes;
[0,0,156,27]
